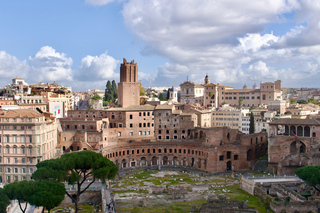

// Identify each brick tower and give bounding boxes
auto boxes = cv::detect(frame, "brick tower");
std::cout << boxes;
[118,58,140,107]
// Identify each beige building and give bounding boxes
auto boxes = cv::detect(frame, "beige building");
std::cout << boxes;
[182,75,282,108]
[286,103,320,119]
[212,105,243,131]
[182,105,211,128]
[0,109,58,184]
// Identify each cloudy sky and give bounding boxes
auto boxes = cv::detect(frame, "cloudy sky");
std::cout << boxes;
[0,0,320,91]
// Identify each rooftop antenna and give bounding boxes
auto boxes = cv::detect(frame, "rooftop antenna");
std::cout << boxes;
[187,76,189,82]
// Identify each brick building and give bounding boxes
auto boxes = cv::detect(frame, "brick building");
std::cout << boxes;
[103,127,268,173]
[268,118,320,175]
[154,105,197,140]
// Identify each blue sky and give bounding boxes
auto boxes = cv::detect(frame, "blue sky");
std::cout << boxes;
[1,0,320,91]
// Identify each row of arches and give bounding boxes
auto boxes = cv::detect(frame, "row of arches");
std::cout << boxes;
[281,125,313,137]
[106,147,207,159]
[116,156,207,170]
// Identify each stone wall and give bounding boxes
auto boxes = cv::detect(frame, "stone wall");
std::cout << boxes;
[61,191,101,205]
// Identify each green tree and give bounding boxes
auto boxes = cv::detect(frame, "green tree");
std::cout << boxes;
[159,93,167,101]
[0,188,10,213]
[295,166,320,192]
[249,112,255,134]
[91,94,101,100]
[140,85,145,96]
[167,88,170,99]
[32,150,118,213]
[112,80,118,99]
[103,101,109,106]
[106,80,112,91]
[290,99,296,104]
[4,181,34,213]
[208,92,213,98]
[28,180,65,213]
[297,99,308,104]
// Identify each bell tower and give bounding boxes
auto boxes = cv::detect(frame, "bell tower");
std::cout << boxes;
[204,74,210,85]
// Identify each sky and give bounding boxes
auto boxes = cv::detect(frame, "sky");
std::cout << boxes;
[0,0,320,91]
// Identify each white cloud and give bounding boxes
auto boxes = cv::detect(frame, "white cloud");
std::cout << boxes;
[120,0,320,88]
[29,46,73,83]
[85,0,115,6]
[75,52,119,82]
[0,51,29,79]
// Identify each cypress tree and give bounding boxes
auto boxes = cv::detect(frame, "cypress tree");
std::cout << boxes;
[249,112,255,134]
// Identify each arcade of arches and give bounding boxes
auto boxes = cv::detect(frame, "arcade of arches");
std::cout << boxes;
[103,134,267,173]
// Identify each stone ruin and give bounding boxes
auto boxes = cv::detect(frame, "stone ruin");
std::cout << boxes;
[196,195,258,213]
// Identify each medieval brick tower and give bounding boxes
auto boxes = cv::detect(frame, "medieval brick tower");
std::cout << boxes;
[118,58,140,107]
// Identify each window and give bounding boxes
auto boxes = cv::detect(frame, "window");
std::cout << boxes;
[28,136,32,143]
[227,151,231,159]
[30,168,33,173]
[21,146,25,154]
[7,158,10,163]
[234,155,238,160]
[22,158,25,163]
[118,132,121,136]
[29,147,33,155]
[6,146,10,154]
[13,146,17,154]
[219,156,224,161]
[22,168,26,173]
[130,123,133,128]
[14,168,18,173]
[139,131,142,135]
[7,167,10,173]
[130,132,133,136]
[29,158,33,164]
[21,136,25,143]
[130,115,133,119]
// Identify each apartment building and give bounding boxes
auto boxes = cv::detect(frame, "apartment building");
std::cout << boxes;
[212,105,249,131]
[0,109,58,184]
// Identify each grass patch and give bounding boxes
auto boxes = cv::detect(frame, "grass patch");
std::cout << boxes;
[117,199,207,213]
[213,185,271,213]
[113,189,149,194]
[51,203,99,213]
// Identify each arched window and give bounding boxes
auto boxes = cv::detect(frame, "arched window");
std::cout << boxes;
[122,159,127,168]
[290,126,296,136]
[247,149,253,161]
[140,157,146,166]
[152,156,158,165]
[284,125,289,136]
[297,126,303,136]
[173,157,179,165]
[304,126,310,137]
[163,156,168,165]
